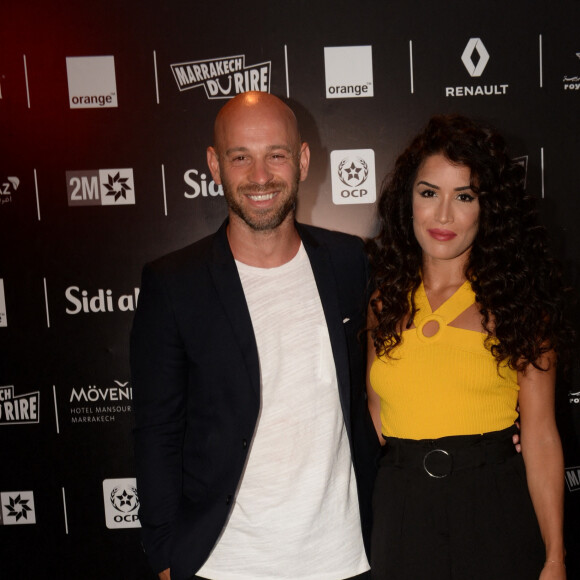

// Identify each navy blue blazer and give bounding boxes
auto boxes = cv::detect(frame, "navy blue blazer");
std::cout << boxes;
[131,220,379,580]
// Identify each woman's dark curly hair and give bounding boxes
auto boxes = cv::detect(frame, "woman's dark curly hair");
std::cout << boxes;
[369,114,573,371]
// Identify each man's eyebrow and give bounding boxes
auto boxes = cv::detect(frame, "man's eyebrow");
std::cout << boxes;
[266,145,293,152]
[225,147,249,156]
[224,145,293,156]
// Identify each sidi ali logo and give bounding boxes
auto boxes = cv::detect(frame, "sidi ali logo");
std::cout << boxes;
[66,169,135,206]
[184,168,224,199]
[65,286,140,315]
[1,491,36,525]
[171,54,271,99]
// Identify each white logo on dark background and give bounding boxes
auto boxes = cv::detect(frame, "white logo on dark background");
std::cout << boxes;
[461,38,489,77]
[1,177,19,205]
[103,478,140,529]
[66,169,135,206]
[324,46,373,99]
[569,390,580,404]
[0,386,39,425]
[66,56,118,109]
[1,491,36,525]
[184,169,224,199]
[330,149,376,205]
[65,286,139,314]
[446,38,508,97]
[563,51,580,90]
[0,279,6,327]
[565,467,580,492]
[69,380,132,424]
[171,55,271,99]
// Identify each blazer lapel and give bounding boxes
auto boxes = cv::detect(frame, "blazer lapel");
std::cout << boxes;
[209,221,261,397]
[299,225,352,432]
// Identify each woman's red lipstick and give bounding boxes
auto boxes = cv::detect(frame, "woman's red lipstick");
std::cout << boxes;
[428,229,457,241]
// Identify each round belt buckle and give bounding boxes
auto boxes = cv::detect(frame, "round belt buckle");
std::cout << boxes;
[423,448,452,478]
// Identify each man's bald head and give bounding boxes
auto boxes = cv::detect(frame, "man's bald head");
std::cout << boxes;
[212,91,301,154]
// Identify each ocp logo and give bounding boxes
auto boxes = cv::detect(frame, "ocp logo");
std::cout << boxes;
[103,478,141,529]
[461,38,490,77]
[330,149,376,205]
[66,169,135,206]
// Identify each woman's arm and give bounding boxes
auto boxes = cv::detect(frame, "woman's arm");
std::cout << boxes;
[366,298,384,443]
[518,350,566,579]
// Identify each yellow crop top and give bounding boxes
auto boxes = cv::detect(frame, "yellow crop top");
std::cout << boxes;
[370,280,519,439]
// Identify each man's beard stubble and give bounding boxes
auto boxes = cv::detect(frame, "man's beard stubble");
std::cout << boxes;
[223,177,300,232]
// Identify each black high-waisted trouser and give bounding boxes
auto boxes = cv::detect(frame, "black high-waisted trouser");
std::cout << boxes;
[371,426,544,580]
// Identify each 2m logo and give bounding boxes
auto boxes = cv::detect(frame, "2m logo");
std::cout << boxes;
[66,169,135,206]
[69,173,100,203]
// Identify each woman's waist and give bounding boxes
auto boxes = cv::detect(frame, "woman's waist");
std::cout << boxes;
[379,425,519,478]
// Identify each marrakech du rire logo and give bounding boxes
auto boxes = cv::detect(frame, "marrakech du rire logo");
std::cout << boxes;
[171,54,271,99]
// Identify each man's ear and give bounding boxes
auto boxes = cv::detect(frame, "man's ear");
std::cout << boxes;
[299,142,311,182]
[207,146,222,184]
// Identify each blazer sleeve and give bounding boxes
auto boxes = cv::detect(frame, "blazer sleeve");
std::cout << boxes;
[130,262,188,573]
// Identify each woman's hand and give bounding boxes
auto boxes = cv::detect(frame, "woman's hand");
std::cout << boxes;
[539,560,566,579]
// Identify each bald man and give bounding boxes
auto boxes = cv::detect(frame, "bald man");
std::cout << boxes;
[131,92,379,580]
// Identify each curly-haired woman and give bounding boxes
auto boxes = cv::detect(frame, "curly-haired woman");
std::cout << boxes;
[367,114,572,579]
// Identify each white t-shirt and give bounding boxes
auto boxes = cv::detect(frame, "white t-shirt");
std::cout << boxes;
[197,243,368,579]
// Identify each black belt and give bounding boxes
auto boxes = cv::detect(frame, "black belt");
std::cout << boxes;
[381,426,518,478]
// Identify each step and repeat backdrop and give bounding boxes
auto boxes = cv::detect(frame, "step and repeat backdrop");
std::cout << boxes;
[1,1,579,577]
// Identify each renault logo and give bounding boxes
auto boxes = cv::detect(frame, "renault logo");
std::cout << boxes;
[461,38,489,77]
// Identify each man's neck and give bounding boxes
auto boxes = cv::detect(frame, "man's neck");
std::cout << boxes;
[227,214,302,268]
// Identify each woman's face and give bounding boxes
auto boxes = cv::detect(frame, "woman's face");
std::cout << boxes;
[412,153,480,267]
